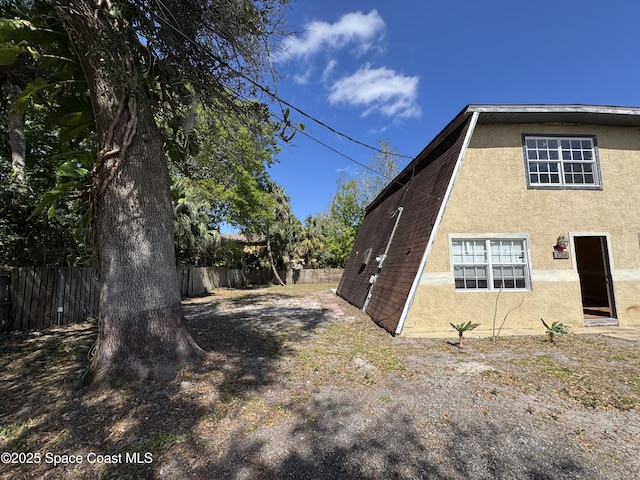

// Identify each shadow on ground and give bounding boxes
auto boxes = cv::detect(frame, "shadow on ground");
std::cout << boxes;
[0,287,637,479]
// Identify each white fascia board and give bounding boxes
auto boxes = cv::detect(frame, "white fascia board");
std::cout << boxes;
[394,112,480,335]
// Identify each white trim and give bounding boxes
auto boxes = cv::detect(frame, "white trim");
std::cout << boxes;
[395,112,479,335]
[419,269,587,285]
[419,272,454,285]
[611,270,640,281]
[531,270,580,282]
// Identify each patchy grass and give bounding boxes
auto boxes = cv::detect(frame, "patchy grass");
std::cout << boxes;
[1,284,640,478]
[470,334,640,411]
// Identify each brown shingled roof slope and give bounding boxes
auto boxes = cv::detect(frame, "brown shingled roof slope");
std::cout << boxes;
[336,116,473,334]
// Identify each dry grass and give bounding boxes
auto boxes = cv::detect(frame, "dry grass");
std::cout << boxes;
[1,284,639,479]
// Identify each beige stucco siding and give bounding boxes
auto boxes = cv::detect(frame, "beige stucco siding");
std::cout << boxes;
[403,123,640,337]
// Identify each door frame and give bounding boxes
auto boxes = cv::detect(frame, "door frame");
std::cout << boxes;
[570,232,618,324]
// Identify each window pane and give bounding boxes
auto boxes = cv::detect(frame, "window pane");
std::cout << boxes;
[453,238,528,290]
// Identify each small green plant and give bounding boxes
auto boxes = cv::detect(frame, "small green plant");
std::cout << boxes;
[450,321,480,348]
[541,318,568,343]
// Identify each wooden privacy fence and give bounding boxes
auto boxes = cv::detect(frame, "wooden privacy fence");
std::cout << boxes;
[0,266,344,333]
[1,267,97,333]
[176,267,273,297]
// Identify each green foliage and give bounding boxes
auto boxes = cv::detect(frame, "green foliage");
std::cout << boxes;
[172,182,221,266]
[450,321,480,335]
[1,0,294,271]
[360,141,402,205]
[323,177,364,267]
[0,161,90,266]
[541,318,568,343]
[1,1,94,260]
[320,141,403,267]
[178,102,279,230]
[450,321,479,348]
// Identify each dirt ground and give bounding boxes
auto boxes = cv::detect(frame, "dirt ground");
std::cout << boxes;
[1,284,639,479]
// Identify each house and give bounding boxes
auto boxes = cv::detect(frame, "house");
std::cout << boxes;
[336,105,640,337]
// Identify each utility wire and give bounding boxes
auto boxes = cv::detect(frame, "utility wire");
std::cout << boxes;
[268,111,443,204]
[147,7,444,203]
[148,6,415,161]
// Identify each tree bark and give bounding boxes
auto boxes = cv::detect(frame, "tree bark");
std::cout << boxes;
[54,0,204,383]
[4,84,26,184]
[266,228,285,286]
[8,110,26,184]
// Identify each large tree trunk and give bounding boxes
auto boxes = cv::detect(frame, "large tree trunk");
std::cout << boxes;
[54,0,204,383]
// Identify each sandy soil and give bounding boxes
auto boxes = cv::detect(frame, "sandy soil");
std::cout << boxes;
[1,284,639,479]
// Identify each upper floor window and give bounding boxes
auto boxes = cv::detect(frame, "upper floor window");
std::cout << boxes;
[523,135,601,188]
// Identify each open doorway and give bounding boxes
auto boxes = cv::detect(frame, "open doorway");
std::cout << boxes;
[574,235,617,326]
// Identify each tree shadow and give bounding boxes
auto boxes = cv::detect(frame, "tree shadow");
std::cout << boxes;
[0,292,630,479]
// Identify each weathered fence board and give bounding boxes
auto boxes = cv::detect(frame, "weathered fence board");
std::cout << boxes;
[280,268,343,285]
[1,266,343,332]
[3,267,97,333]
[175,267,272,297]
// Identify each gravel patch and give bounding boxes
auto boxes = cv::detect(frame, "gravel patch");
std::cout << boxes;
[1,285,638,479]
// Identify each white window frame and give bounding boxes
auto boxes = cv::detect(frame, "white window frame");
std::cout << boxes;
[450,235,531,291]
[523,135,602,189]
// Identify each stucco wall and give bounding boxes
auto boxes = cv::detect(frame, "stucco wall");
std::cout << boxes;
[403,123,640,337]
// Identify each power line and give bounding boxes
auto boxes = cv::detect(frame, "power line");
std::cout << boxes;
[145,7,444,203]
[269,113,443,204]
[147,6,415,161]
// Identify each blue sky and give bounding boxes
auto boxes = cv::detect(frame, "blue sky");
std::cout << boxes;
[267,1,640,222]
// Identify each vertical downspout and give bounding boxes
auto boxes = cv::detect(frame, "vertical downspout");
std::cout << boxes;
[394,112,480,335]
[363,206,404,312]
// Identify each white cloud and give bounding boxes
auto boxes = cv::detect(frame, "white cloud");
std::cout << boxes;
[321,60,338,83]
[328,65,422,119]
[293,68,312,85]
[284,10,385,59]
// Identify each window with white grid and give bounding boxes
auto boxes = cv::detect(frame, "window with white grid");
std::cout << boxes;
[452,238,529,290]
[524,136,600,188]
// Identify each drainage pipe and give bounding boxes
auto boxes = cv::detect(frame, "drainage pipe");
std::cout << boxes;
[362,206,403,312]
